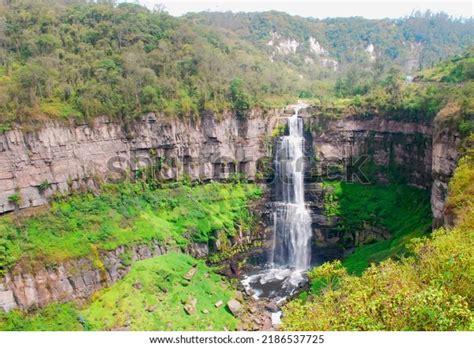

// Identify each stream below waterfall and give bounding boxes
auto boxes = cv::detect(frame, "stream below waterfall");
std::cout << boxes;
[241,104,313,313]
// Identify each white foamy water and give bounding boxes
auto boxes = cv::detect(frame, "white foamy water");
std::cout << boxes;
[270,104,312,270]
[241,104,312,303]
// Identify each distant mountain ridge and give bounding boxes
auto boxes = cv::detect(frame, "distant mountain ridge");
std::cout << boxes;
[187,11,474,73]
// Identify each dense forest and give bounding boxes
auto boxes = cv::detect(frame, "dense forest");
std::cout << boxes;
[0,0,473,131]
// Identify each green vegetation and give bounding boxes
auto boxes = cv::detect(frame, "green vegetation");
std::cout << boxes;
[308,49,474,127]
[283,146,474,331]
[0,182,262,273]
[322,181,432,274]
[0,303,83,331]
[445,134,474,230]
[7,193,21,207]
[416,49,474,83]
[0,1,300,127]
[0,253,238,331]
[190,11,473,69]
[0,2,472,332]
[230,78,251,116]
[83,253,237,330]
[0,2,472,129]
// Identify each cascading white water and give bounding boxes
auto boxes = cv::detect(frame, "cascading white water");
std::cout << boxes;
[271,106,312,270]
[241,104,312,301]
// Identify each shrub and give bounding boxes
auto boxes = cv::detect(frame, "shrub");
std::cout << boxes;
[7,193,21,207]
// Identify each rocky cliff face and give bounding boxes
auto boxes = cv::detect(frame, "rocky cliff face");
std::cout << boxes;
[0,241,169,312]
[303,109,460,245]
[0,106,461,312]
[0,109,282,214]
[306,113,433,187]
[0,109,283,311]
[430,116,462,227]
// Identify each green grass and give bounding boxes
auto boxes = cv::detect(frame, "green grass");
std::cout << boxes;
[0,253,238,331]
[0,182,262,273]
[322,181,432,275]
[0,303,83,331]
[84,253,237,330]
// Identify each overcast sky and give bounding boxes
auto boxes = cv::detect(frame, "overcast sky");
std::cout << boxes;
[133,0,473,19]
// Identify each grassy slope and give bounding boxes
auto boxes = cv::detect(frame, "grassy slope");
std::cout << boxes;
[322,181,432,275]
[0,182,262,273]
[84,253,237,331]
[0,253,237,331]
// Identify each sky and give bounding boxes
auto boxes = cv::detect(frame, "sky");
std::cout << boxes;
[134,0,473,19]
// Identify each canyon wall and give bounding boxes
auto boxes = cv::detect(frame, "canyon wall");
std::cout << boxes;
[0,109,282,214]
[306,113,433,188]
[0,242,168,312]
[0,107,459,224]
[0,109,282,312]
[303,109,460,247]
[0,106,461,311]
[430,115,462,227]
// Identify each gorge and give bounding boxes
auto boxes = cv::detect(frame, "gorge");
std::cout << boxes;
[0,102,461,314]
[0,1,472,332]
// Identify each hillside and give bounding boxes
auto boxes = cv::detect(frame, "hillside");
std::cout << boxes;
[188,11,474,76]
[0,1,473,131]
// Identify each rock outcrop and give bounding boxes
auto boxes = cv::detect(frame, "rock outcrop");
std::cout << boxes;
[306,113,433,188]
[430,113,462,227]
[0,109,282,214]
[0,241,168,312]
[303,108,460,241]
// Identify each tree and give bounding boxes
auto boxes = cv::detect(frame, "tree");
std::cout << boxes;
[383,67,403,105]
[230,78,250,116]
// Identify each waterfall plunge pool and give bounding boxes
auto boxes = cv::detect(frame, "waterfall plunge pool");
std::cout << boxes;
[241,267,308,303]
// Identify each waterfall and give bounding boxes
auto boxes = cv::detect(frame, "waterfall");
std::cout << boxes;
[241,104,312,301]
[271,106,312,270]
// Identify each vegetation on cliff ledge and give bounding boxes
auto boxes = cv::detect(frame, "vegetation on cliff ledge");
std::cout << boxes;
[0,253,238,331]
[322,182,432,275]
[0,181,262,274]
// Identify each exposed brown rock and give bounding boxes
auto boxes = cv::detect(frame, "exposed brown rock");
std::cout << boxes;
[0,110,282,214]
[227,299,243,316]
[183,297,197,315]
[183,266,198,281]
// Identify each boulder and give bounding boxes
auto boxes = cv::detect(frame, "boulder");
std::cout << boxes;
[235,291,244,302]
[227,299,243,317]
[183,266,198,281]
[265,302,279,313]
[184,297,197,315]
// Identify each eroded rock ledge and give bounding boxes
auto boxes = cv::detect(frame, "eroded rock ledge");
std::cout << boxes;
[0,106,461,312]
[302,110,460,227]
[0,109,282,214]
[0,241,169,312]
